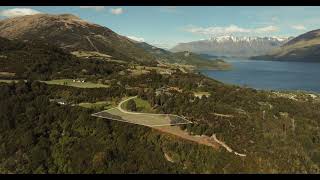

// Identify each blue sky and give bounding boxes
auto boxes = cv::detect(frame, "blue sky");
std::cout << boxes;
[0,6,320,49]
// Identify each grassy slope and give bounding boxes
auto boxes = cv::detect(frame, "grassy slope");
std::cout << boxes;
[78,101,112,110]
[42,79,109,89]
[0,80,19,83]
[172,52,231,70]
[121,97,155,113]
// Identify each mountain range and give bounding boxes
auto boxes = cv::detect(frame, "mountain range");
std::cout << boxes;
[171,35,293,58]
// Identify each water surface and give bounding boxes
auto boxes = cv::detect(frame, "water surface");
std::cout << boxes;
[202,59,320,93]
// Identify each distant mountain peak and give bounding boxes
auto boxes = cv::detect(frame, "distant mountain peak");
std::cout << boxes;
[207,35,292,43]
[171,36,294,57]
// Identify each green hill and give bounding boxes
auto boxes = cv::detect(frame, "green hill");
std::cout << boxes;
[251,29,320,62]
[135,42,230,70]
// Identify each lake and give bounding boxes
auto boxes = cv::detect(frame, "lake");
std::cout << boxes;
[201,59,320,93]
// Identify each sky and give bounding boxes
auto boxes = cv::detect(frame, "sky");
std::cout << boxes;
[0,6,320,49]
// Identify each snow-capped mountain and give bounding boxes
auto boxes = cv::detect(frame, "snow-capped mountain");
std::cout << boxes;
[171,36,294,58]
[210,35,289,43]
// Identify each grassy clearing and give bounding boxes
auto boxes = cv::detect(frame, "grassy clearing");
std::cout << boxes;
[0,79,20,83]
[128,69,150,76]
[121,97,155,113]
[42,79,109,88]
[71,51,127,64]
[71,51,112,58]
[93,108,190,127]
[78,101,113,110]
[129,65,175,76]
[0,72,16,78]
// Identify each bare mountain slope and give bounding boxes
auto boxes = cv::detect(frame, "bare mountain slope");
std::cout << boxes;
[0,14,157,64]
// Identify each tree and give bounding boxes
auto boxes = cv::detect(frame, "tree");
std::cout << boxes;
[126,99,137,112]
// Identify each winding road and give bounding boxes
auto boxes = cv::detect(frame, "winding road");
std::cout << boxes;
[117,96,145,115]
[117,96,191,121]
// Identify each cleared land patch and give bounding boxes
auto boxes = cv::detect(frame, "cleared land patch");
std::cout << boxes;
[0,79,20,83]
[78,101,113,110]
[128,65,176,76]
[71,51,112,58]
[71,51,127,64]
[0,72,15,78]
[128,69,150,76]
[42,79,109,88]
[91,97,246,155]
[121,97,155,113]
[92,108,191,127]
[154,126,219,149]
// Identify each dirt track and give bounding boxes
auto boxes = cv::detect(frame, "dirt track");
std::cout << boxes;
[154,126,220,149]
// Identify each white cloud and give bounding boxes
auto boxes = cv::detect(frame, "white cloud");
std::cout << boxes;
[255,25,278,33]
[184,25,249,35]
[110,8,123,15]
[0,8,41,18]
[291,25,306,31]
[127,36,145,42]
[79,6,105,11]
[184,24,279,36]
[225,25,252,33]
